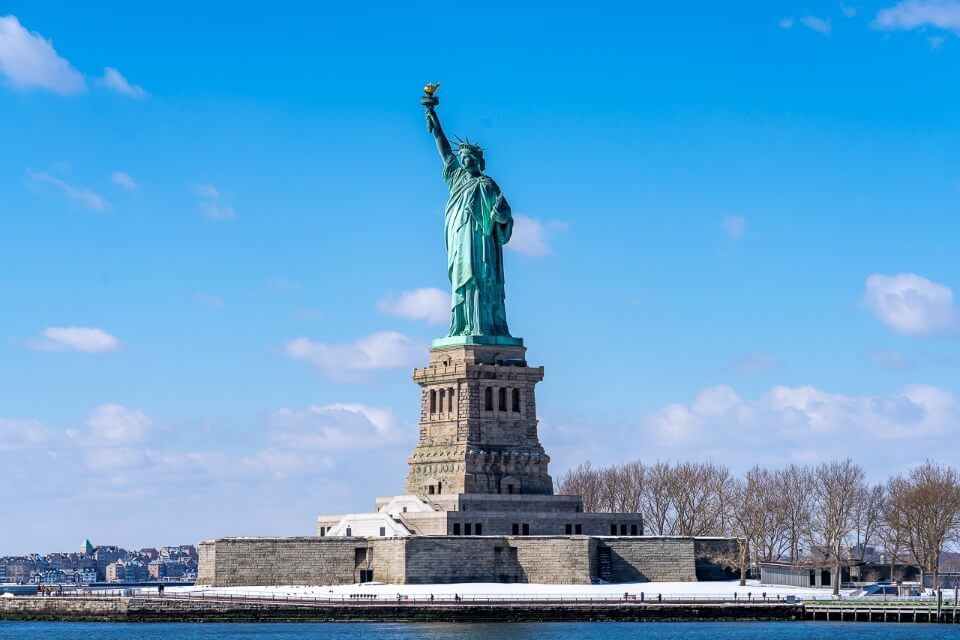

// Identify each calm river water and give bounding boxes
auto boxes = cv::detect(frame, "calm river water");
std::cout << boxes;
[4,622,960,639]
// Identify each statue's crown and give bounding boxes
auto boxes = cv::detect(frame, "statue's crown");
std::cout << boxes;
[455,136,484,158]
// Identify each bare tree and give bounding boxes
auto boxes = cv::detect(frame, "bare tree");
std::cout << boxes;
[750,467,790,563]
[887,460,960,588]
[809,459,866,595]
[640,461,674,535]
[597,465,624,513]
[557,460,646,516]
[555,461,601,512]
[878,481,908,582]
[670,462,731,536]
[776,464,815,562]
[557,455,960,591]
[719,468,769,585]
[617,461,646,514]
[851,484,885,562]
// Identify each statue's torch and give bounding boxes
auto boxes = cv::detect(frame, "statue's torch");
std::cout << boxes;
[421,82,440,109]
[421,83,440,133]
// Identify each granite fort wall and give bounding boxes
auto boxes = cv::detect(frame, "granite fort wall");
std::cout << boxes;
[512,537,594,584]
[196,537,366,587]
[370,538,406,584]
[601,538,696,582]
[402,537,513,584]
[199,535,722,587]
[400,536,594,584]
[197,540,216,584]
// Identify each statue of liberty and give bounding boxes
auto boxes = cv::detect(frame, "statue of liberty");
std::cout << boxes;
[422,85,515,341]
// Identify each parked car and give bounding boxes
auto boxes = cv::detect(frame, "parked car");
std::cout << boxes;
[848,582,924,599]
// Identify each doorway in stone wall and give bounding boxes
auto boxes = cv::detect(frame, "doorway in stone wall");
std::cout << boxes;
[598,547,612,582]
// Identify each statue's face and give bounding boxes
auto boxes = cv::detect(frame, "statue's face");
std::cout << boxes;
[460,151,483,177]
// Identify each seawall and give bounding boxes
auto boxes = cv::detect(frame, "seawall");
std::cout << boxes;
[0,596,801,622]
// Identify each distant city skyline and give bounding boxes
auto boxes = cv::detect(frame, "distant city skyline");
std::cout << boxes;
[3,1,960,555]
[0,542,198,585]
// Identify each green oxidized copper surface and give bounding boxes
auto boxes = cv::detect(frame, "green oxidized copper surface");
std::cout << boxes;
[423,86,521,344]
[431,335,524,349]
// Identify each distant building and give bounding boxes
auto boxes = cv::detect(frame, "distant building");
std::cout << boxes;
[35,569,90,585]
[159,545,196,561]
[138,548,159,561]
[92,546,123,581]
[148,559,186,580]
[105,562,123,583]
[105,560,147,583]
[760,560,920,588]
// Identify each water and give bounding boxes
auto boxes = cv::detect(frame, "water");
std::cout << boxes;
[4,622,960,640]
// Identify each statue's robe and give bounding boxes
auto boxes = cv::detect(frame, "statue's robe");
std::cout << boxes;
[442,154,513,337]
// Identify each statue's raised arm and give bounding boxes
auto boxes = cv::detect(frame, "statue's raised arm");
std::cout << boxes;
[422,83,454,166]
[419,83,515,342]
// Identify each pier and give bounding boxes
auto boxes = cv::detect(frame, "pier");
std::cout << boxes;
[805,600,960,623]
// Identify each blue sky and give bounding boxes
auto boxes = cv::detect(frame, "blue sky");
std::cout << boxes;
[3,1,960,555]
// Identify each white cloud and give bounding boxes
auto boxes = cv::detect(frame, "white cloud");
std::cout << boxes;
[863,273,958,336]
[377,288,449,325]
[145,447,331,481]
[98,67,145,98]
[111,171,137,190]
[779,17,796,29]
[842,4,859,18]
[0,15,84,94]
[874,0,960,31]
[266,403,399,450]
[29,326,120,353]
[0,418,51,451]
[83,446,149,471]
[26,169,109,212]
[722,214,747,240]
[644,383,960,465]
[85,404,152,443]
[801,15,833,34]
[507,215,568,257]
[929,34,947,47]
[285,331,423,380]
[191,183,235,220]
[0,401,374,553]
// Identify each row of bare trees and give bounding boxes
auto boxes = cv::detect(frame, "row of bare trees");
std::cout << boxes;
[556,458,960,593]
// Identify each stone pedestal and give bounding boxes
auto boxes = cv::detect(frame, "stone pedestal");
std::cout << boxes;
[404,343,553,498]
